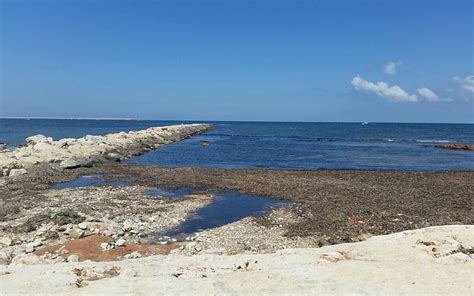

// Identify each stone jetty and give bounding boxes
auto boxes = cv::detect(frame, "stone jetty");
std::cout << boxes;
[0,124,211,177]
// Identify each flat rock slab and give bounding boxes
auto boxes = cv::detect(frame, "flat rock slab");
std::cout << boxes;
[1,225,472,295]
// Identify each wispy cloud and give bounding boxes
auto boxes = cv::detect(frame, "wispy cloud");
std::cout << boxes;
[383,61,400,75]
[453,75,474,93]
[417,87,439,102]
[351,75,417,102]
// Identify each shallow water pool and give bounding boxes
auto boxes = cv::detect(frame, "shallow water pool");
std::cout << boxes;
[158,190,289,241]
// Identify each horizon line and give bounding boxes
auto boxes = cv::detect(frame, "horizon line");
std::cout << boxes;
[0,116,472,125]
[0,116,139,121]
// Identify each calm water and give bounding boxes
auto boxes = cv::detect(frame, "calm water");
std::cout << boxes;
[162,190,288,239]
[1,119,473,170]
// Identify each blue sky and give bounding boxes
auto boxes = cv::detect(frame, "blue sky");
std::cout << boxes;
[1,0,473,122]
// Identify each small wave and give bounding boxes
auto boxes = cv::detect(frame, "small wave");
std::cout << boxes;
[416,140,451,143]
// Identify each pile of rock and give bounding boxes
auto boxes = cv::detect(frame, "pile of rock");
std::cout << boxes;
[0,124,211,176]
[434,144,474,151]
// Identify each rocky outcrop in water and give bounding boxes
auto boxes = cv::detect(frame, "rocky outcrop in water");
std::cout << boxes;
[0,124,211,177]
[434,144,474,151]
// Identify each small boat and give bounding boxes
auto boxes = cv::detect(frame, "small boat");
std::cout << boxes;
[361,122,369,125]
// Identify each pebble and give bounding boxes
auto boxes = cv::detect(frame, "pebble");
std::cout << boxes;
[69,230,85,239]
[128,251,142,259]
[67,254,80,262]
[25,243,35,253]
[32,240,43,247]
[115,238,127,247]
[8,168,27,177]
[78,222,88,230]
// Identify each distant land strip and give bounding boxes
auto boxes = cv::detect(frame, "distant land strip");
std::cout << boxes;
[0,117,140,121]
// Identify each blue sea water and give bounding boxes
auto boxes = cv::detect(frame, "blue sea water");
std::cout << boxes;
[1,119,473,171]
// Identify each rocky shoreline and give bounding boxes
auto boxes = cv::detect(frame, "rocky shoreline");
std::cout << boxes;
[0,124,211,177]
[1,161,472,266]
[1,125,473,294]
[0,172,317,264]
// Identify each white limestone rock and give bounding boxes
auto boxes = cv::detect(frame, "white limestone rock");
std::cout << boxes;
[115,238,127,247]
[8,169,27,177]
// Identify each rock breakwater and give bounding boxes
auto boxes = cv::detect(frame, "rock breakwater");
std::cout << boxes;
[0,124,211,177]
[434,144,474,151]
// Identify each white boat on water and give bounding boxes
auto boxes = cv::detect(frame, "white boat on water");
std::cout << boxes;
[361,122,369,125]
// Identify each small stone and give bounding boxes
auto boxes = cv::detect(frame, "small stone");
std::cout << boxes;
[100,242,109,250]
[0,237,12,246]
[25,243,35,253]
[183,242,203,255]
[78,222,88,230]
[8,168,27,177]
[103,230,113,236]
[67,254,80,262]
[128,251,141,259]
[122,224,132,232]
[115,238,127,247]
[32,239,43,247]
[69,230,85,239]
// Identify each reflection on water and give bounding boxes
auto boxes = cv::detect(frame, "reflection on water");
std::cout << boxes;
[156,190,289,241]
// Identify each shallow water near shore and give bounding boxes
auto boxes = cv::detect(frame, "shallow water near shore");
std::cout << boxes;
[157,190,289,242]
[52,175,289,241]
[145,186,195,199]
[2,119,472,170]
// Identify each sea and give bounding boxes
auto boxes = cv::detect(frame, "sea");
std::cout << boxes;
[1,119,473,171]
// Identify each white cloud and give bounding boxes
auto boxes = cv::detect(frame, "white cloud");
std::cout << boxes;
[351,75,417,102]
[453,75,474,93]
[384,62,400,75]
[417,87,439,102]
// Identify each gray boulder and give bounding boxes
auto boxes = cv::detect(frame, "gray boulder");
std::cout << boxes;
[59,158,93,169]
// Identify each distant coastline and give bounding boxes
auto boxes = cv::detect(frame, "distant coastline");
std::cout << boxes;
[0,117,140,121]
